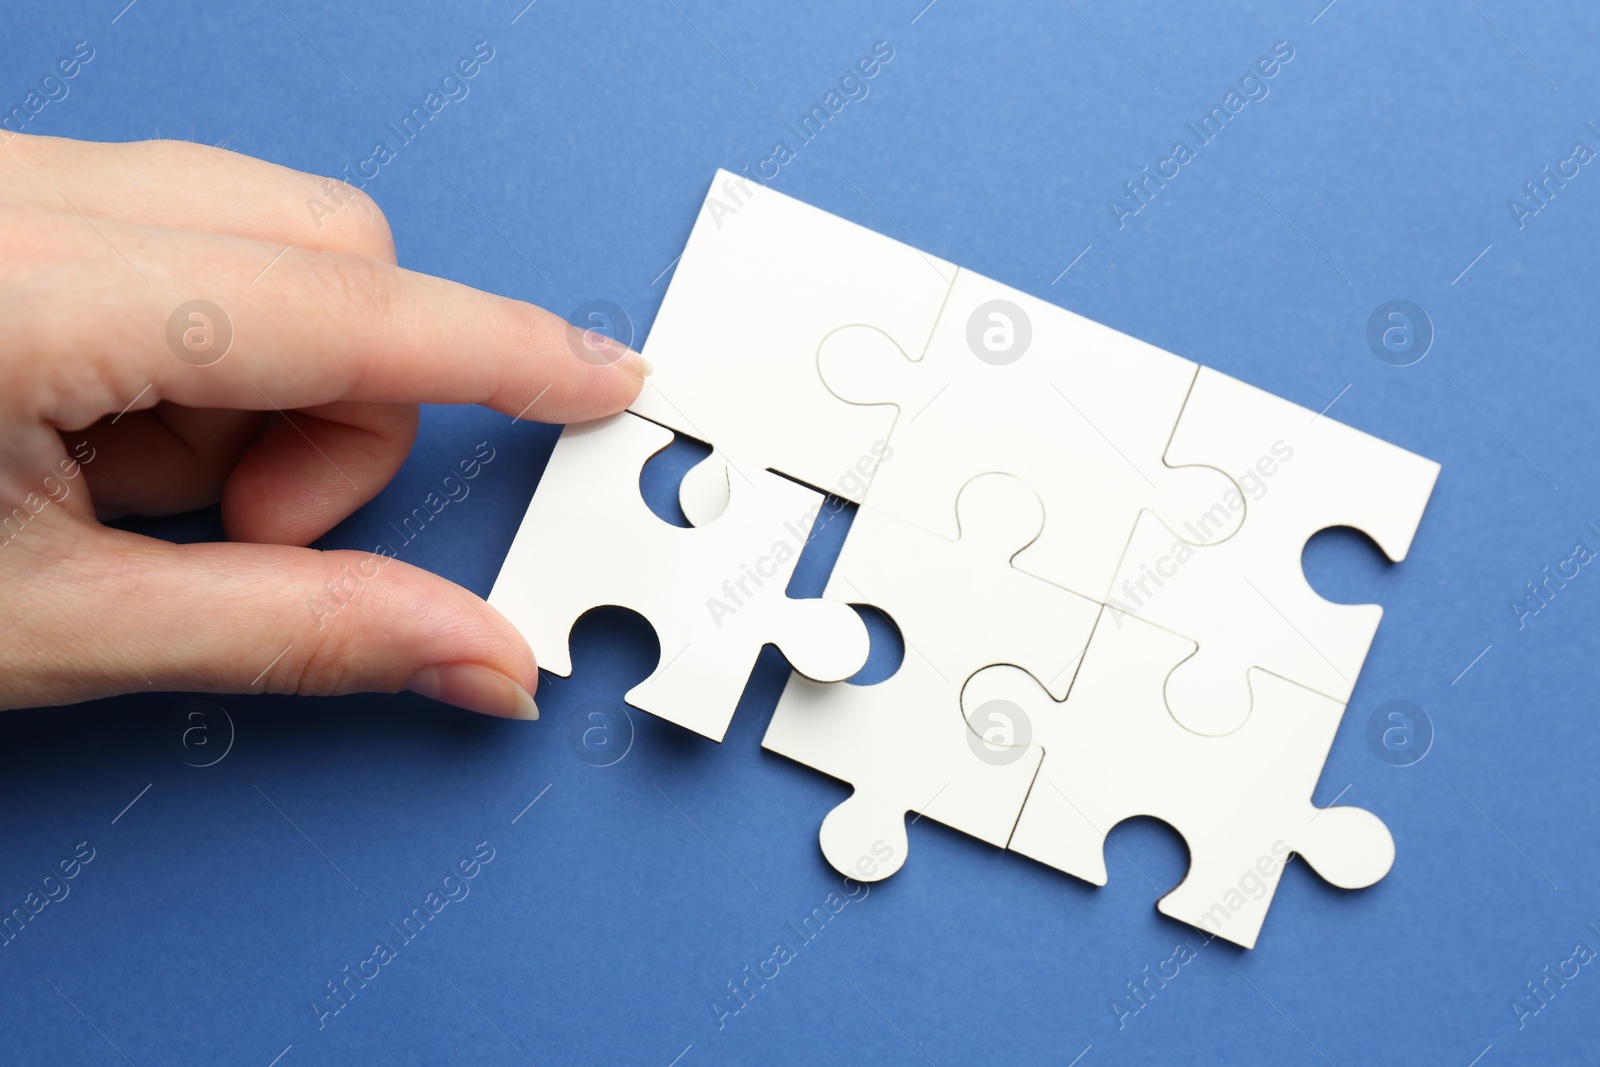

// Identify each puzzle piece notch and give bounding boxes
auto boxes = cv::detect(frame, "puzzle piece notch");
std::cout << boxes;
[964,613,1393,949]
[632,169,954,504]
[1112,366,1442,737]
[487,412,869,742]
[763,472,1102,880]
[817,269,1244,602]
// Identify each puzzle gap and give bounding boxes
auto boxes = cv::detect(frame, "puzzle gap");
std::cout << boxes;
[1101,815,1193,896]
[782,491,856,599]
[636,430,713,528]
[728,645,804,749]
[562,605,662,703]
[1299,525,1399,607]
[844,605,904,685]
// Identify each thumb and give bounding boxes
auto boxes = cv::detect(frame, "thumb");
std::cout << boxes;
[15,525,540,718]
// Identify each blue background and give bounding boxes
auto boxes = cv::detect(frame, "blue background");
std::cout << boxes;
[2,1,1596,1064]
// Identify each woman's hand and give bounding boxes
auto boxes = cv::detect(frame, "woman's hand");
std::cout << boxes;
[0,133,646,719]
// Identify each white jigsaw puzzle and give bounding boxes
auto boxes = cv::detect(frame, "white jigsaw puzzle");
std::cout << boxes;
[762,473,1101,880]
[490,171,1440,946]
[965,612,1396,949]
[487,412,869,742]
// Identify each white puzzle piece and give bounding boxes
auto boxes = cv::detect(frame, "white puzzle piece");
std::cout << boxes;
[487,412,869,742]
[762,473,1102,880]
[818,268,1242,602]
[966,612,1394,949]
[1108,367,1442,736]
[632,169,954,507]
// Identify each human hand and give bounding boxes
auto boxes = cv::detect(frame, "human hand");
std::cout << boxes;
[0,133,647,719]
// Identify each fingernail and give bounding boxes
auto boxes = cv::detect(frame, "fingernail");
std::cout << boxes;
[617,348,653,378]
[405,663,539,720]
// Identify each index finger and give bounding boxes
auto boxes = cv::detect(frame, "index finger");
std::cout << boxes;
[10,207,648,430]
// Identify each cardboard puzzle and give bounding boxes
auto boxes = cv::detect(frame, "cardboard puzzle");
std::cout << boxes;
[490,170,1440,945]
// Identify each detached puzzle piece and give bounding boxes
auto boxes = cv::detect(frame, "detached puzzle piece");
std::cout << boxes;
[1109,367,1442,736]
[966,613,1394,949]
[632,169,953,507]
[763,473,1101,880]
[818,268,1241,602]
[487,412,869,742]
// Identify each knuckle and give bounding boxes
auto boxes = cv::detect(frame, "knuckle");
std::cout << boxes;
[305,179,394,260]
[343,187,395,253]
[0,208,145,425]
[279,587,371,696]
[304,250,398,326]
[120,140,397,261]
[284,637,359,697]
[272,553,421,697]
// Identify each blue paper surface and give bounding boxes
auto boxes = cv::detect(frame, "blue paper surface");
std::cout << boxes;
[2,1,1597,1063]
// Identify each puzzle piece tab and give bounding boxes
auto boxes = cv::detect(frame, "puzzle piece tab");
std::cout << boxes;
[965,613,1394,949]
[488,412,869,742]
[1109,367,1442,736]
[763,473,1101,879]
[818,268,1241,601]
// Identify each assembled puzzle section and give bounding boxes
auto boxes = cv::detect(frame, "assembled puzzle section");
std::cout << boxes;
[763,473,1101,880]
[1108,367,1441,737]
[965,612,1396,949]
[487,412,869,742]
[818,268,1242,603]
